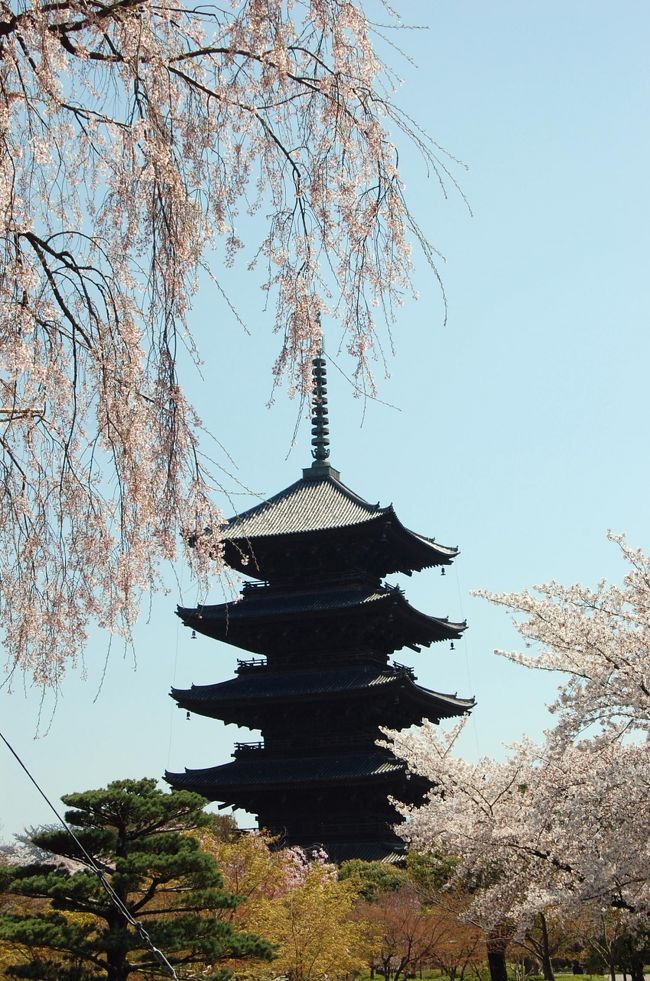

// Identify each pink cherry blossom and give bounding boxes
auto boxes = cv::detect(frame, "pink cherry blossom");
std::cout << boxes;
[0,0,462,683]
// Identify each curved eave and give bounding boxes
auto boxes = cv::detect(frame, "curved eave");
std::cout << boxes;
[409,680,476,718]
[176,590,466,652]
[224,510,458,572]
[383,505,459,571]
[217,473,459,578]
[171,671,474,722]
[165,752,409,798]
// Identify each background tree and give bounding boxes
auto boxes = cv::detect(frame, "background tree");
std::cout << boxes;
[0,0,461,685]
[406,850,459,902]
[403,857,491,981]
[427,910,484,981]
[338,858,408,902]
[204,831,374,981]
[0,853,35,979]
[0,778,272,980]
[385,537,650,981]
[251,859,372,981]
[512,912,565,981]
[355,883,451,981]
[575,908,641,981]
[351,876,484,981]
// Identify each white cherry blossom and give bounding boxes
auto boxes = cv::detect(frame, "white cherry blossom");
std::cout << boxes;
[385,540,650,940]
[0,0,461,683]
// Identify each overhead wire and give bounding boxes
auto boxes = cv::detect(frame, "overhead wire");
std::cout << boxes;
[168,616,182,768]
[453,564,482,761]
[0,728,179,980]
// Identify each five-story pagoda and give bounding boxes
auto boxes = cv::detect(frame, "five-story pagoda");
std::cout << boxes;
[166,355,473,862]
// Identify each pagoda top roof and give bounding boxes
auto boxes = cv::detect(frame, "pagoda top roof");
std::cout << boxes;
[223,469,384,539]
[221,469,457,567]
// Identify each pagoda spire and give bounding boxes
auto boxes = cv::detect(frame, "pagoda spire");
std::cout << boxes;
[310,352,330,463]
[305,349,339,479]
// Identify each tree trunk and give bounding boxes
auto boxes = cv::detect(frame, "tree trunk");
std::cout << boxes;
[106,962,130,981]
[538,912,555,981]
[630,955,645,981]
[105,910,130,981]
[486,930,509,981]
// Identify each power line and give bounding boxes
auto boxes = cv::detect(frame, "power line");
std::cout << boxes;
[0,728,179,980]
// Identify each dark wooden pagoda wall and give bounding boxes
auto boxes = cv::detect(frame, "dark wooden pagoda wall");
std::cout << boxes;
[167,468,470,863]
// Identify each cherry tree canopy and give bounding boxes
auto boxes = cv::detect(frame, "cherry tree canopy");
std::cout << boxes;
[386,537,650,935]
[389,726,650,933]
[0,0,456,684]
[478,534,650,743]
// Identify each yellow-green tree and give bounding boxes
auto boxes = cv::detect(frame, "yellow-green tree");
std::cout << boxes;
[205,833,375,981]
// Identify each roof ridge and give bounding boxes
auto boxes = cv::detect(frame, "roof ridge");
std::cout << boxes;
[221,470,387,541]
[223,476,306,526]
[321,471,383,511]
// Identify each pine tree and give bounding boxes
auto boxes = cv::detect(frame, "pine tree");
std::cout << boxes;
[0,778,273,980]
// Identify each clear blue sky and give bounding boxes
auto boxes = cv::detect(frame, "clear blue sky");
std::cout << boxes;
[2,0,649,840]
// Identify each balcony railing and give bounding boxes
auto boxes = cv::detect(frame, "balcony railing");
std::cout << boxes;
[236,657,267,672]
[233,741,264,755]
[241,580,270,593]
[392,660,415,680]
[232,730,389,757]
[264,732,382,755]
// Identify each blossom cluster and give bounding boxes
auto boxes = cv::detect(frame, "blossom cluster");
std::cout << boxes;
[385,538,650,936]
[0,0,458,682]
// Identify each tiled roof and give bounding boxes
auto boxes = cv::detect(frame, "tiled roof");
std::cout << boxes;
[181,583,390,621]
[177,583,467,652]
[166,751,405,792]
[180,582,465,629]
[172,666,474,713]
[173,666,397,702]
[412,681,476,714]
[218,471,460,578]
[222,474,384,538]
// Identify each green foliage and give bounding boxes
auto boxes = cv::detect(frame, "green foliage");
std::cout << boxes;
[338,860,408,901]
[406,850,459,900]
[204,813,240,843]
[0,778,273,980]
[6,959,102,980]
[0,864,14,891]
